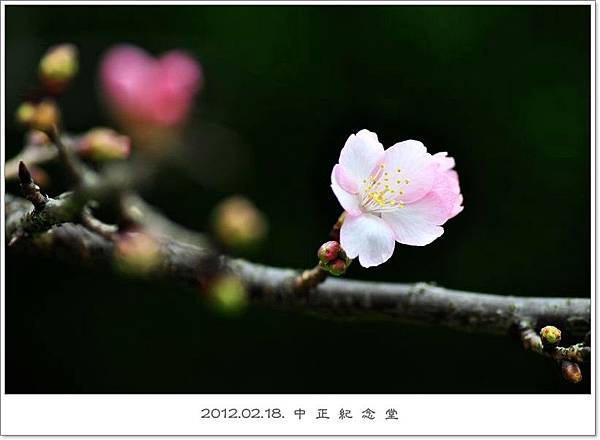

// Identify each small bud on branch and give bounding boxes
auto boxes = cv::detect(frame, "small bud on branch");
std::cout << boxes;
[318,241,341,263]
[39,43,78,94]
[540,325,562,347]
[561,361,582,384]
[15,100,61,132]
[18,161,48,211]
[78,128,131,161]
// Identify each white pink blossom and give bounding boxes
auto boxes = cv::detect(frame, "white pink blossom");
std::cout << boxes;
[331,129,463,268]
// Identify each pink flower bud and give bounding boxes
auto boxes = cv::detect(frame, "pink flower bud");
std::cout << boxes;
[78,128,131,161]
[318,241,341,263]
[318,243,351,276]
[100,44,202,129]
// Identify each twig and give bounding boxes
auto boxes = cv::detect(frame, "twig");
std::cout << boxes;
[518,321,590,362]
[81,206,118,241]
[119,192,208,247]
[45,125,87,184]
[293,265,328,294]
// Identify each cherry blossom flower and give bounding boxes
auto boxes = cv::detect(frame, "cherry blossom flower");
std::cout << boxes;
[100,45,202,128]
[331,129,463,267]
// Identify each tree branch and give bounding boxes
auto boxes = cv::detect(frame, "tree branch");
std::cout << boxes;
[5,193,590,339]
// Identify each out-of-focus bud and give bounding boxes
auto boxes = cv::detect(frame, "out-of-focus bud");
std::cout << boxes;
[16,100,60,132]
[78,128,131,161]
[26,129,51,146]
[206,275,247,316]
[114,231,161,276]
[540,325,562,347]
[32,100,60,131]
[212,196,267,250]
[39,44,78,94]
[318,240,341,264]
[318,244,351,276]
[561,360,582,384]
[15,102,36,126]
[100,45,202,129]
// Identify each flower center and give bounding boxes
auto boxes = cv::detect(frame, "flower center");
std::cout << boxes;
[360,163,409,213]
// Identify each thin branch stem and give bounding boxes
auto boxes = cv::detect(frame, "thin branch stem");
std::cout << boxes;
[45,125,87,184]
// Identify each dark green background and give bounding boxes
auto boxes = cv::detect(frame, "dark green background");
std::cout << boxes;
[5,5,591,393]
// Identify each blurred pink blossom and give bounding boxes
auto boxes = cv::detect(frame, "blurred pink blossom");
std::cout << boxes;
[331,129,463,267]
[100,44,202,128]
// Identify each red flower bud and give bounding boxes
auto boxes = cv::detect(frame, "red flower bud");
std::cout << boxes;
[318,241,341,263]
[561,361,582,384]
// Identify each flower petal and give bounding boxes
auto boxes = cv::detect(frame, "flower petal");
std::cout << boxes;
[382,192,448,246]
[383,140,437,203]
[430,166,463,220]
[340,213,395,267]
[331,166,361,216]
[339,129,384,181]
[433,151,456,171]
[333,164,358,194]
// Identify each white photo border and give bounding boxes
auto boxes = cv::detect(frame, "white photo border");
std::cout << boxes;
[0,0,595,435]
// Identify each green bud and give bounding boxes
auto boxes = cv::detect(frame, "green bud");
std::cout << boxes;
[15,102,36,126]
[540,325,562,346]
[16,100,60,131]
[39,44,78,93]
[78,128,131,161]
[208,275,247,316]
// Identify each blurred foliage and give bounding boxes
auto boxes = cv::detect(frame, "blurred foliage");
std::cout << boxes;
[5,5,590,393]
